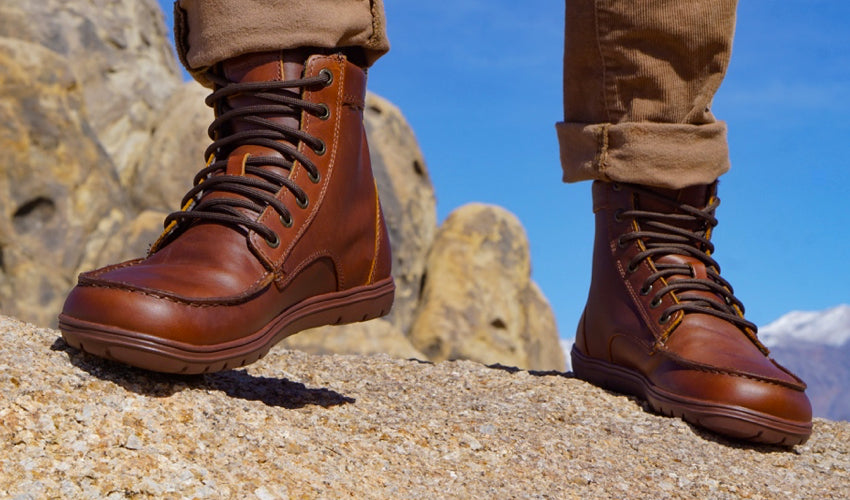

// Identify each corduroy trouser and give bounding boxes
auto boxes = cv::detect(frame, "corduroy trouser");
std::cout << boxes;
[174,0,737,189]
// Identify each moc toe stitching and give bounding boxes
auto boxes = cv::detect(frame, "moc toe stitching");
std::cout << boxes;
[657,348,807,391]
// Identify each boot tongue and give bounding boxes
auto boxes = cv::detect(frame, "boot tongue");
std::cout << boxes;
[636,184,713,214]
[634,183,717,254]
[220,50,307,175]
[222,49,305,85]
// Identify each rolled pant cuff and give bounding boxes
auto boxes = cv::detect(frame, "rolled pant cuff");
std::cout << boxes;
[556,121,730,189]
[174,0,390,87]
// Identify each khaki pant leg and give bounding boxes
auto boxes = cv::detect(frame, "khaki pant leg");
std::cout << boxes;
[557,0,738,189]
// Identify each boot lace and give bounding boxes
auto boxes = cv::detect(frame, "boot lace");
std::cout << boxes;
[162,69,333,247]
[616,184,760,343]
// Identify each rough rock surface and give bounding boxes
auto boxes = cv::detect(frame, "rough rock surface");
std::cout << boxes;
[1,315,847,498]
[409,204,566,371]
[0,39,129,325]
[0,0,180,173]
[123,81,212,213]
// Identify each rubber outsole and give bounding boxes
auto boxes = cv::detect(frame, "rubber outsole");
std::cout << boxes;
[570,346,812,446]
[58,278,395,374]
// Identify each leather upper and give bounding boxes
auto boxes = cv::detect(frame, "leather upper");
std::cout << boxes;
[575,181,811,423]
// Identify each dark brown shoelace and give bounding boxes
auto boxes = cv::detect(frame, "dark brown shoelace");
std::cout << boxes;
[163,69,333,247]
[615,184,760,341]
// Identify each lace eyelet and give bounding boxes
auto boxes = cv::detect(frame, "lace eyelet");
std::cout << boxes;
[307,169,321,184]
[265,233,281,248]
[313,140,326,156]
[659,313,671,325]
[614,209,624,223]
[317,103,330,120]
[627,262,639,274]
[639,284,652,295]
[280,214,293,228]
[297,195,309,209]
[319,69,334,87]
[612,183,621,192]
[617,236,628,249]
[650,297,662,308]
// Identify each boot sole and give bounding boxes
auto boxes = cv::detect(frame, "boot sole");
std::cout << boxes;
[58,277,395,374]
[571,346,812,446]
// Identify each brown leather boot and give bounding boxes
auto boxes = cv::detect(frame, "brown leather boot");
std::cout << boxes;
[572,181,811,445]
[59,50,394,374]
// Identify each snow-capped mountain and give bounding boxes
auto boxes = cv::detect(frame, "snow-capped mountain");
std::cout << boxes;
[760,304,850,348]
[560,339,573,372]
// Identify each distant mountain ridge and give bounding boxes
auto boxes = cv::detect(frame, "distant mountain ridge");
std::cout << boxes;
[760,304,850,347]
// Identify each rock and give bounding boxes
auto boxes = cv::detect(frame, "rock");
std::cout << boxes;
[0,0,181,174]
[408,203,564,371]
[0,315,848,498]
[364,93,437,335]
[280,319,425,360]
[0,39,128,326]
[523,282,566,371]
[123,81,212,212]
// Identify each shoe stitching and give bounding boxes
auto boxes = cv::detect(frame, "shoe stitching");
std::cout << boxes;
[78,272,274,307]
[658,347,805,391]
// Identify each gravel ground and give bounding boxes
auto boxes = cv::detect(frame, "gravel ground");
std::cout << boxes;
[1,315,847,499]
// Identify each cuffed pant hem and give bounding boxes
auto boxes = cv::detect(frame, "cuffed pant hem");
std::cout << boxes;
[174,0,389,86]
[556,121,731,189]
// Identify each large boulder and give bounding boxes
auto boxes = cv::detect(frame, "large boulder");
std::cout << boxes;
[0,0,181,174]
[123,81,211,213]
[408,204,565,371]
[0,39,128,326]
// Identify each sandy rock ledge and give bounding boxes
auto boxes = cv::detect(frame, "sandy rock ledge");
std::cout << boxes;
[0,315,847,499]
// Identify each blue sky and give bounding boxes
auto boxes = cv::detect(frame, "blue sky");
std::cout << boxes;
[157,0,850,340]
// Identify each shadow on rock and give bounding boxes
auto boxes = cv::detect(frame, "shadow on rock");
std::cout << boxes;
[50,337,355,409]
[485,362,575,379]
